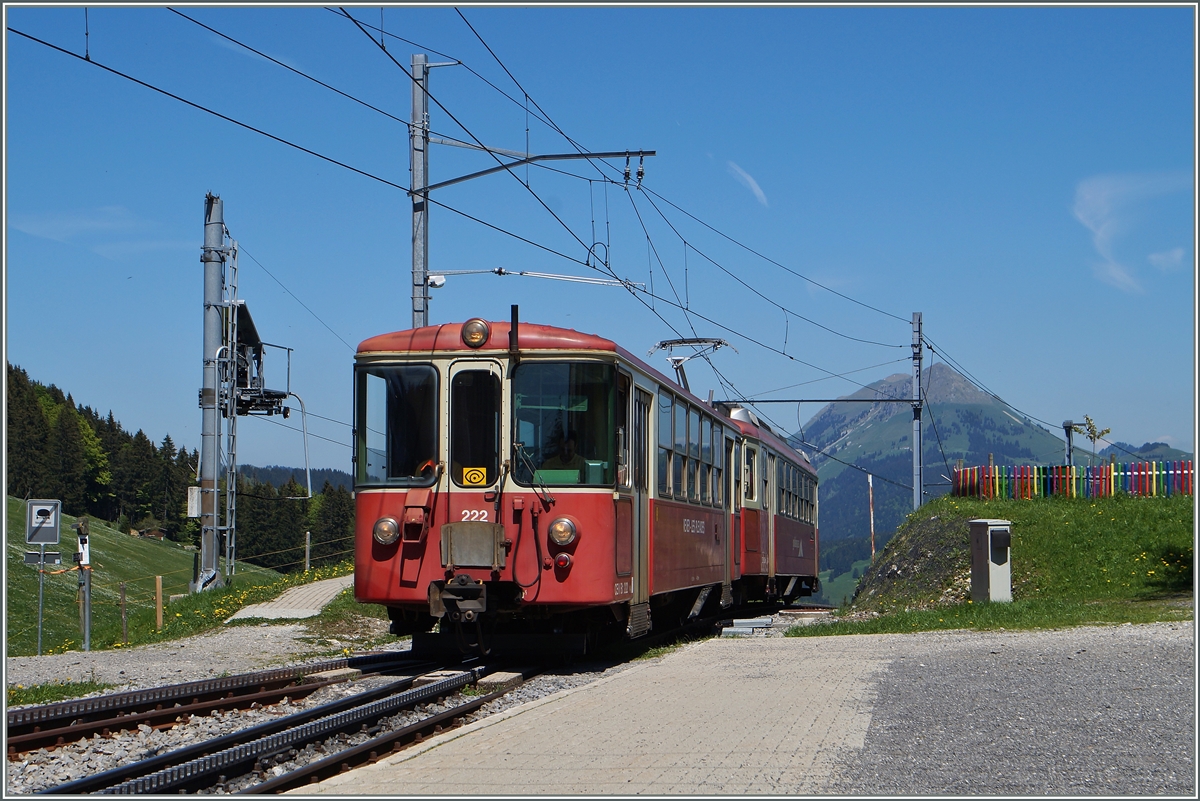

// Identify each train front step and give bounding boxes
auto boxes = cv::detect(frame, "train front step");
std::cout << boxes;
[719,617,775,637]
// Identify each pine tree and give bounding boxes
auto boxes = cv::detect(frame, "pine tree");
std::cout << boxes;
[6,363,51,499]
[48,403,88,513]
[313,481,355,567]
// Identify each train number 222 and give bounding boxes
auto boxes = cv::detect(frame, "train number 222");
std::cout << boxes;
[461,509,489,522]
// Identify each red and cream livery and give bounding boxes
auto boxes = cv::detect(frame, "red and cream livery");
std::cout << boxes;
[353,315,818,651]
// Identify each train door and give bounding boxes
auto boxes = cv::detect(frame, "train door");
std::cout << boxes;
[766,452,776,585]
[445,360,504,527]
[632,388,652,604]
[725,433,740,580]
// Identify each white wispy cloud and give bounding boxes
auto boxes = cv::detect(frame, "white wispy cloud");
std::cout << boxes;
[9,206,142,242]
[209,34,303,72]
[91,240,195,261]
[1147,247,1185,271]
[727,161,768,207]
[1072,171,1190,293]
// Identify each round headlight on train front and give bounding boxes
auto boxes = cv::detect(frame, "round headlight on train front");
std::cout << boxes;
[373,517,400,545]
[548,518,577,546]
[461,319,490,348]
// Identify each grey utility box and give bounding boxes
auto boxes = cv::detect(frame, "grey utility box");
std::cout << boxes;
[969,519,1012,603]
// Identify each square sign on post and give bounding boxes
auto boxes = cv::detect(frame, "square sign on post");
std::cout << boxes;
[26,500,61,546]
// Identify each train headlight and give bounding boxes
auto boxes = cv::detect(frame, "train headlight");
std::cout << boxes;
[373,517,400,545]
[548,518,577,546]
[461,319,490,348]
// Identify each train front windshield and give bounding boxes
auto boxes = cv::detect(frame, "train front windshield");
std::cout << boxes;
[355,364,438,486]
[512,362,615,487]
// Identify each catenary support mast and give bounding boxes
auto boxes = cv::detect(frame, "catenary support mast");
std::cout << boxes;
[198,194,225,590]
[911,312,924,510]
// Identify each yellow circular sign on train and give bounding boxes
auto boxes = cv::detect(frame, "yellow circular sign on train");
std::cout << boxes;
[462,467,488,486]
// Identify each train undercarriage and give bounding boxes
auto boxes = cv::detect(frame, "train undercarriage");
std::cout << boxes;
[385,574,818,657]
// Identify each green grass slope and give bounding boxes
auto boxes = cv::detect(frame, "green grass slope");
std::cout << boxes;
[791,493,1193,635]
[6,496,281,656]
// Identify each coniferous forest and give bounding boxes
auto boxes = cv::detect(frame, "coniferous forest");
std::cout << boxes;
[6,363,353,572]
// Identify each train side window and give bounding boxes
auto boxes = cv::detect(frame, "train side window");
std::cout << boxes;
[732,438,742,510]
[764,452,773,511]
[687,407,700,502]
[617,372,631,488]
[658,392,673,497]
[700,416,712,505]
[674,400,687,500]
[745,446,756,501]
[790,465,798,519]
[776,458,785,516]
[712,423,723,507]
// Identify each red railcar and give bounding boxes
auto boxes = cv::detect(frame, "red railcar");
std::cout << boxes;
[353,318,818,652]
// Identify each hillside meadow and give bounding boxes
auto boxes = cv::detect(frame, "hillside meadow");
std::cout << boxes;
[792,492,1194,636]
[5,496,285,656]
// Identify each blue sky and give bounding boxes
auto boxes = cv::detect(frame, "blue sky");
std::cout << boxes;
[4,4,1195,473]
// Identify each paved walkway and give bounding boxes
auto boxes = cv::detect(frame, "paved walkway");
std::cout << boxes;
[225,574,354,622]
[292,623,1194,796]
[296,635,889,795]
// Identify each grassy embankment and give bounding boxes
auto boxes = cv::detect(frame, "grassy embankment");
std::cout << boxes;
[7,496,397,704]
[6,496,397,699]
[789,492,1193,636]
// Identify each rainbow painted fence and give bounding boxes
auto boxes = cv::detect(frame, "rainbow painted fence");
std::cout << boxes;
[952,460,1194,500]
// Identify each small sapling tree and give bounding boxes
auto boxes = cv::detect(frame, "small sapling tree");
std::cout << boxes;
[1080,415,1111,467]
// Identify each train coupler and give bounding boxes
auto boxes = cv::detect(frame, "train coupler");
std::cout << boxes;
[430,575,488,623]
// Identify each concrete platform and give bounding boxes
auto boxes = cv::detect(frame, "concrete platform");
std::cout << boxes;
[293,635,889,795]
[288,623,1195,796]
[225,574,354,622]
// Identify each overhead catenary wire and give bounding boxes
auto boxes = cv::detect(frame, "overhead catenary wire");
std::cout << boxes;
[922,334,1146,461]
[18,18,899,403]
[7,27,410,193]
[23,16,1140,476]
[335,7,599,262]
[634,188,905,349]
[240,247,356,352]
[639,185,911,325]
[168,8,409,125]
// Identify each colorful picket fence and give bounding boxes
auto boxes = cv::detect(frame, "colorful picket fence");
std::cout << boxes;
[953,460,1194,500]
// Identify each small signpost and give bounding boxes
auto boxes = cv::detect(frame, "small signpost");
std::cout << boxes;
[26,500,62,656]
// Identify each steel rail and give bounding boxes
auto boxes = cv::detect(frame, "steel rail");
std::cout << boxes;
[241,684,519,793]
[36,664,462,796]
[77,668,486,794]
[8,652,412,732]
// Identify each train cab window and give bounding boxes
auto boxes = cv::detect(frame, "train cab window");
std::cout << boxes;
[658,392,673,496]
[355,364,438,486]
[450,370,500,487]
[511,362,615,487]
[745,446,757,501]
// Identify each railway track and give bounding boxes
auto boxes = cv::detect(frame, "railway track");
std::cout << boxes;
[7,653,435,757]
[28,661,534,795]
[19,603,802,795]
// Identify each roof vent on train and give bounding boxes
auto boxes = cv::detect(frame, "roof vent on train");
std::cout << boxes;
[729,406,760,426]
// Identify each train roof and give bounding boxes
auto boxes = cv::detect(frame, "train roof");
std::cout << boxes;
[358,320,814,474]
[357,321,618,355]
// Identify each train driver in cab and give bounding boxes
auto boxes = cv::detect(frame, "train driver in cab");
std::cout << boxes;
[540,429,587,480]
